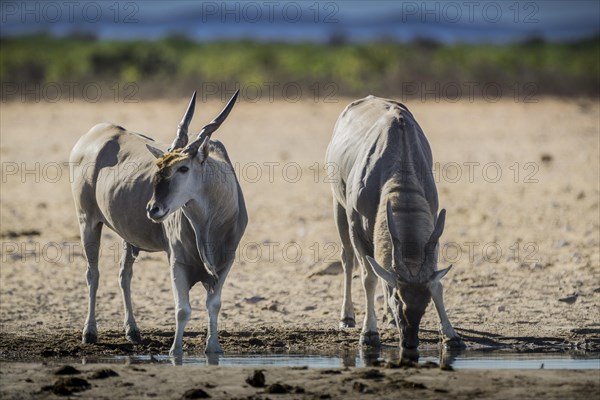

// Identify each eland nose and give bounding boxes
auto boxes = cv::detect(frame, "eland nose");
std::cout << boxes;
[147,203,161,218]
[146,202,170,222]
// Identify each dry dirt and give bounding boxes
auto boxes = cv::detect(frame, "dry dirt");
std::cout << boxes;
[1,97,599,398]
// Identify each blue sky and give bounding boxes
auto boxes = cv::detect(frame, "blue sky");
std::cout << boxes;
[1,1,598,43]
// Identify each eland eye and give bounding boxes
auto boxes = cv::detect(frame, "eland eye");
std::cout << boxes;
[178,166,189,173]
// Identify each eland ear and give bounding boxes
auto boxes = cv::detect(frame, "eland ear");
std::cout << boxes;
[146,144,164,159]
[366,256,398,288]
[431,265,453,283]
[427,209,446,246]
[423,208,447,265]
[183,136,210,161]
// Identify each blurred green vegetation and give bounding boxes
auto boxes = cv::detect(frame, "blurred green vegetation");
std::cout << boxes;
[1,34,598,100]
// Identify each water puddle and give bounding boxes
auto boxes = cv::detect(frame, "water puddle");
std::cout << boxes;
[78,349,600,369]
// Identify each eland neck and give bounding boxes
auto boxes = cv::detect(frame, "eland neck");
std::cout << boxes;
[374,175,435,279]
[188,153,239,222]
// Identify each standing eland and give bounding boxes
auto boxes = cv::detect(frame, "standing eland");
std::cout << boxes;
[69,90,247,357]
[325,95,464,350]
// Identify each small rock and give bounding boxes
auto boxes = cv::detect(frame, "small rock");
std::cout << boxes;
[359,369,385,379]
[181,388,211,399]
[320,369,342,375]
[45,377,91,396]
[401,381,427,389]
[54,365,80,375]
[265,383,292,394]
[353,381,367,392]
[243,296,266,304]
[576,191,585,200]
[89,368,119,379]
[245,370,265,387]
[558,293,578,304]
[497,305,506,312]
[540,153,553,164]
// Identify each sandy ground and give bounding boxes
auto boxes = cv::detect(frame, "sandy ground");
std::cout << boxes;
[1,97,599,398]
[1,362,598,400]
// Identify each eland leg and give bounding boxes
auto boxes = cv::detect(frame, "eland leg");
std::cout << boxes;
[205,262,232,354]
[80,221,102,344]
[348,217,380,346]
[333,201,356,328]
[169,262,192,359]
[119,241,141,343]
[358,257,380,346]
[429,281,465,348]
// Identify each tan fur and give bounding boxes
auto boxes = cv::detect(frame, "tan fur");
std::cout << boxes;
[156,150,188,170]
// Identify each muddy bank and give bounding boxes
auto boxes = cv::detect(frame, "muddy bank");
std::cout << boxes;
[1,326,598,362]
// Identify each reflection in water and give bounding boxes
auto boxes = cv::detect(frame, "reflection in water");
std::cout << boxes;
[399,347,420,363]
[440,349,462,369]
[358,345,464,369]
[340,349,356,368]
[206,353,220,366]
[358,347,383,367]
[171,353,220,366]
[78,349,599,369]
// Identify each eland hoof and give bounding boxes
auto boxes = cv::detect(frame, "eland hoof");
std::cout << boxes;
[339,317,356,328]
[169,347,183,359]
[443,337,466,350]
[205,335,223,354]
[359,331,381,347]
[205,342,223,354]
[126,329,142,343]
[82,331,97,344]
